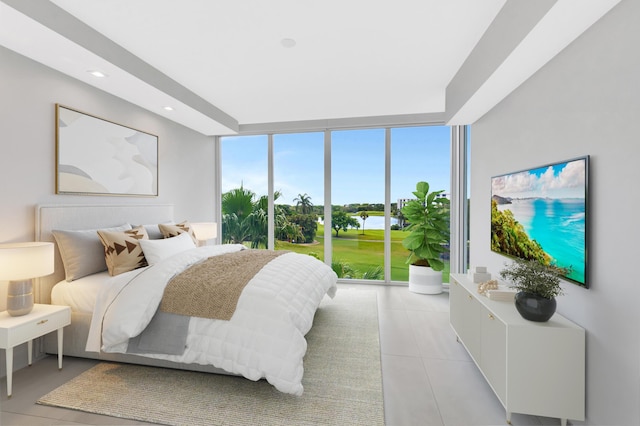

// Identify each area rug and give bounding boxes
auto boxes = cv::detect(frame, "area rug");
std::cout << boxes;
[37,290,384,426]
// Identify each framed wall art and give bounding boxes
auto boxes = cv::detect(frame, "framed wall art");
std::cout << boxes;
[55,104,158,196]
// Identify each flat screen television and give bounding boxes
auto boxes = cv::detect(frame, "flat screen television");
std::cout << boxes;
[491,156,589,288]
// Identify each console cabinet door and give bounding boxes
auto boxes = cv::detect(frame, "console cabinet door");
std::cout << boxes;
[480,306,507,404]
[450,278,481,362]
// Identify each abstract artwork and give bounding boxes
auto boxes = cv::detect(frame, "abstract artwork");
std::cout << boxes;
[56,104,158,196]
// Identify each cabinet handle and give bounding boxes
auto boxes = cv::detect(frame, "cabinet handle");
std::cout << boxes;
[488,314,495,320]
[467,294,472,300]
[37,319,49,325]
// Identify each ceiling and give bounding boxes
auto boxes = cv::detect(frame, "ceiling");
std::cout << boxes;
[0,0,621,135]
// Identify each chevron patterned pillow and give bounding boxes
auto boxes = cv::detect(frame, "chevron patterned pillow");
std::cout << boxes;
[158,221,197,243]
[97,226,149,276]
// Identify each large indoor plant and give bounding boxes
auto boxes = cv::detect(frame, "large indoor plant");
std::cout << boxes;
[401,181,450,294]
[499,259,568,322]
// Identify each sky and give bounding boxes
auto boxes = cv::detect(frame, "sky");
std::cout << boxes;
[221,126,451,206]
[491,158,587,199]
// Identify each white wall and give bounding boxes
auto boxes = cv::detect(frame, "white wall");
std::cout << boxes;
[0,45,216,374]
[470,0,639,424]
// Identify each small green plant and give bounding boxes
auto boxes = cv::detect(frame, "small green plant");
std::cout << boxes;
[499,259,569,299]
[361,265,384,280]
[401,181,450,271]
[331,259,357,279]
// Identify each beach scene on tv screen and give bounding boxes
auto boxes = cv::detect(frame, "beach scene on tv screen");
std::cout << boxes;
[491,158,587,286]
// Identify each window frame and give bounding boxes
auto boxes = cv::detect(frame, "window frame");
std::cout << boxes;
[215,123,469,285]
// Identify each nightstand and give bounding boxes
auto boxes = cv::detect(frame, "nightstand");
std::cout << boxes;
[0,304,71,397]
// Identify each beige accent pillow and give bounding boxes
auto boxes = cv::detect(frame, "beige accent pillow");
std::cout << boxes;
[158,221,197,243]
[52,224,132,281]
[97,226,149,276]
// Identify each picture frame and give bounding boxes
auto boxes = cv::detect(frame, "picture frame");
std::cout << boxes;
[55,104,158,196]
[490,156,589,288]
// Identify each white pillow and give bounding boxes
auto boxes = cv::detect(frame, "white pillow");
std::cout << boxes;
[139,232,196,265]
[52,224,132,281]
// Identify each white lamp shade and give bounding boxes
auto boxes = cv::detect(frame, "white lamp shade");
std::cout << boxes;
[191,222,218,241]
[0,242,54,280]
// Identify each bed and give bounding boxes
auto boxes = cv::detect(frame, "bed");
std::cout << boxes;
[36,204,338,395]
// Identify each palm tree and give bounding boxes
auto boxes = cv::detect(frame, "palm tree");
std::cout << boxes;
[222,186,284,248]
[331,259,357,279]
[221,186,256,244]
[221,186,255,219]
[362,265,384,280]
[246,207,268,248]
[278,222,305,243]
[223,186,311,248]
[221,212,253,244]
[359,211,369,234]
[293,193,313,214]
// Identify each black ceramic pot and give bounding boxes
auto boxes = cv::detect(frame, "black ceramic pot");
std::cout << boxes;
[514,292,556,322]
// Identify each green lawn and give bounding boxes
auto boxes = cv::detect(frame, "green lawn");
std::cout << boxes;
[275,224,449,282]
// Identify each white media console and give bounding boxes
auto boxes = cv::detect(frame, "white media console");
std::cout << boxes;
[449,273,585,425]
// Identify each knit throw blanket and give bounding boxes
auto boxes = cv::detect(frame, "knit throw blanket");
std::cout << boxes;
[160,249,288,320]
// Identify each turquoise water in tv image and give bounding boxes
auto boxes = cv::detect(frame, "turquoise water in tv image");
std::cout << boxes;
[497,198,585,284]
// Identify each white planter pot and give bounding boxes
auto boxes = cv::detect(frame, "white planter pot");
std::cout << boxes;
[408,264,443,294]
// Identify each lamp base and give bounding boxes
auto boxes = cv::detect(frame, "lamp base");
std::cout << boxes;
[7,280,34,316]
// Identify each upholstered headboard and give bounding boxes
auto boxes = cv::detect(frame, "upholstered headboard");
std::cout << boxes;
[35,204,174,303]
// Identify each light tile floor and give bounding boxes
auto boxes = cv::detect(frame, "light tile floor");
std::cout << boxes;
[0,284,566,425]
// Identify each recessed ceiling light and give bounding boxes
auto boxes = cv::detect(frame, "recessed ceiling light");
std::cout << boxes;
[87,70,108,78]
[163,106,174,111]
[281,38,296,48]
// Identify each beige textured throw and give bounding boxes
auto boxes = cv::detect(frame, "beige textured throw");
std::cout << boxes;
[160,249,287,320]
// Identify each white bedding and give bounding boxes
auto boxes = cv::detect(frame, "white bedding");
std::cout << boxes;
[86,244,338,395]
[51,271,111,314]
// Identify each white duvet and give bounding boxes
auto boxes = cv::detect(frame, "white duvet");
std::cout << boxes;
[86,244,338,395]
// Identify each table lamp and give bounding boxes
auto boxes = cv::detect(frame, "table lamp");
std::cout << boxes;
[0,242,54,316]
[190,222,217,246]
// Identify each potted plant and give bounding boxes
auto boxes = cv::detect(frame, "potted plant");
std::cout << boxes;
[499,259,568,322]
[401,181,450,294]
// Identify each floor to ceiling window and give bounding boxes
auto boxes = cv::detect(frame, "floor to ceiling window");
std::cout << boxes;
[273,132,324,256]
[465,126,471,272]
[220,135,268,248]
[331,129,385,280]
[219,124,454,284]
[390,126,451,281]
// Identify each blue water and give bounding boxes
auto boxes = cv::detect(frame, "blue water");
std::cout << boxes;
[318,216,398,229]
[353,216,398,229]
[498,199,586,284]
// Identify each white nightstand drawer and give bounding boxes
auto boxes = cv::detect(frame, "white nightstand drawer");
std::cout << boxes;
[0,304,71,348]
[1,304,71,397]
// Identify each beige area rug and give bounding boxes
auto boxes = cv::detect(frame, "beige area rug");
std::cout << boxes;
[37,290,384,426]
